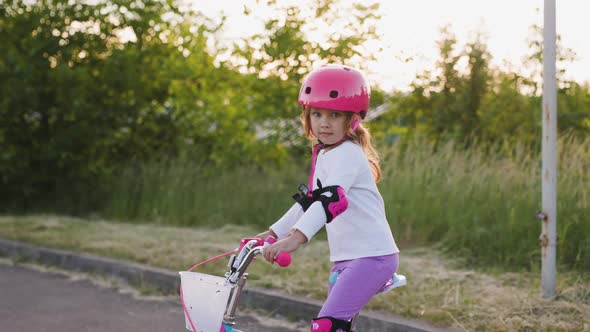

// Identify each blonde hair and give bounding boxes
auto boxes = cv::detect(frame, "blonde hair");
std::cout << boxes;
[301,107,382,182]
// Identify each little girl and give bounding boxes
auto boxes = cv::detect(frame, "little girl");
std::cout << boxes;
[257,64,401,332]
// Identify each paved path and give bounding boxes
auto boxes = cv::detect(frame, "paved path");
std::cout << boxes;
[0,263,306,332]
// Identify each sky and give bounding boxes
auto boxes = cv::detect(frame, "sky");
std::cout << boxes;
[195,0,590,92]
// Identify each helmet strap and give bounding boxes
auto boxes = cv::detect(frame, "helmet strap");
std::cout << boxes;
[351,118,361,131]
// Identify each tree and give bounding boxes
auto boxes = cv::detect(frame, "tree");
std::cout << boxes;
[235,0,381,82]
[0,0,220,211]
[458,34,491,140]
[429,26,463,140]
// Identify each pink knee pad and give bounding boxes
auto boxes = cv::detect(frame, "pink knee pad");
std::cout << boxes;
[311,316,351,332]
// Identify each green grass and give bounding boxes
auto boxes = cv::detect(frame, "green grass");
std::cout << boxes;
[101,136,590,272]
[105,161,302,228]
[379,136,590,272]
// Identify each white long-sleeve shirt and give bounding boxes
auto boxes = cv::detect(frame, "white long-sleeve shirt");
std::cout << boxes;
[271,140,399,262]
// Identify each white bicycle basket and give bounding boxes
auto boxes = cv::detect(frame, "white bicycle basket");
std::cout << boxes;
[179,271,233,332]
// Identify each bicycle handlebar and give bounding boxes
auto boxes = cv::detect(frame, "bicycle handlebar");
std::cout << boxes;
[227,236,291,284]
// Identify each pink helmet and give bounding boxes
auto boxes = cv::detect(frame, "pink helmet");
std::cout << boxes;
[298,64,371,119]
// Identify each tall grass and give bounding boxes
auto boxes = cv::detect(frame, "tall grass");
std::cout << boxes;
[105,161,305,229]
[380,135,590,271]
[103,136,590,272]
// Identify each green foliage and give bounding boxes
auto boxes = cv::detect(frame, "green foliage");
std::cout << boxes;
[1,1,589,274]
[0,0,217,211]
[236,0,382,82]
[0,0,384,212]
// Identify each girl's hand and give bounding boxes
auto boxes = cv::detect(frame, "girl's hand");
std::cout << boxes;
[263,230,307,263]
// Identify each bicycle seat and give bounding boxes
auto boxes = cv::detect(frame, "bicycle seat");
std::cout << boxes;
[376,273,407,294]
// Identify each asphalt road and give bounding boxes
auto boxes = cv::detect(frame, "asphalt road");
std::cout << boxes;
[0,263,307,332]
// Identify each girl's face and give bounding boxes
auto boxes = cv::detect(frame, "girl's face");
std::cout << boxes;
[310,108,348,145]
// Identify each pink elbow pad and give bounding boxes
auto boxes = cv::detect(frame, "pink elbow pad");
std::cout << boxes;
[292,179,349,223]
[318,185,348,223]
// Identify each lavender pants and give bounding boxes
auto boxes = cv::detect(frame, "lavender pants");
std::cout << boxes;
[318,253,399,320]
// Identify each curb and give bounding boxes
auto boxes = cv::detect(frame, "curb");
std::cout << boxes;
[0,238,454,332]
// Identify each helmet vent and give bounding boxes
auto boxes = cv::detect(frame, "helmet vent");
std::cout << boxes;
[305,87,312,94]
[329,90,339,98]
[343,67,351,71]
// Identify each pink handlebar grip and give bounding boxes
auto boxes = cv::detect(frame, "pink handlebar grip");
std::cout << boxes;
[275,252,292,267]
[264,236,292,267]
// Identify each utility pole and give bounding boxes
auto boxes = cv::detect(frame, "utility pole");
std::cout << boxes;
[540,0,557,299]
